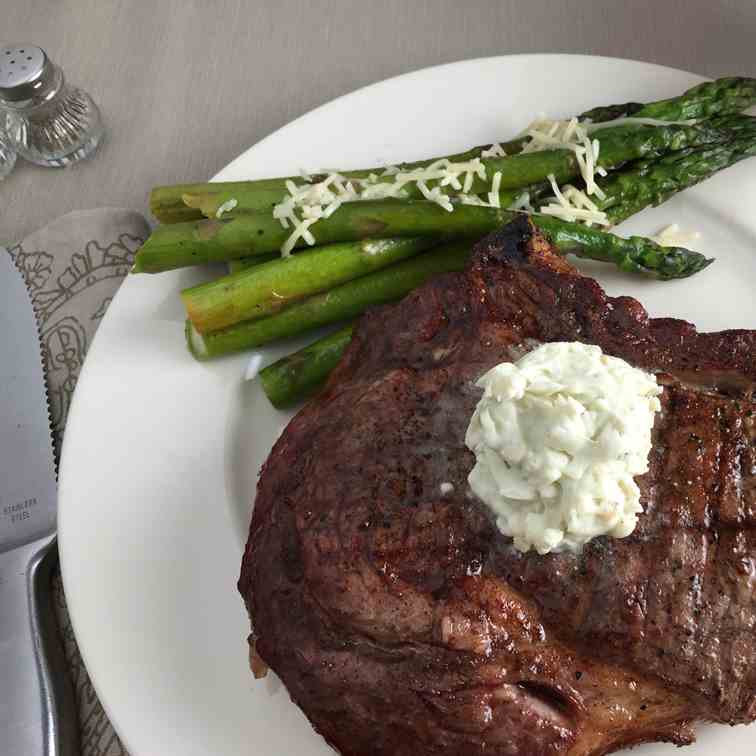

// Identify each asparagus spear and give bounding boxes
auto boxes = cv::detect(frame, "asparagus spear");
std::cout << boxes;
[135,192,713,276]
[186,241,471,359]
[534,216,711,278]
[152,77,756,224]
[135,200,498,272]
[598,126,756,224]
[151,149,533,224]
[259,324,355,408]
[182,237,438,333]
[151,164,516,225]
[581,76,756,124]
[148,119,729,229]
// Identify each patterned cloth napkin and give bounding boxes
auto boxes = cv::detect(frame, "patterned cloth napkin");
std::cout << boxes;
[8,208,149,756]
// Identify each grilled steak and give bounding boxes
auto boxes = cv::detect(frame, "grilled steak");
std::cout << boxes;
[239,216,756,756]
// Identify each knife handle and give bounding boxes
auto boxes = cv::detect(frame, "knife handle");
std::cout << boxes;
[0,537,80,756]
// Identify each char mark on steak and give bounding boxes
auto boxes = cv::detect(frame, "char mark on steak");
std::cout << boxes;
[239,216,756,756]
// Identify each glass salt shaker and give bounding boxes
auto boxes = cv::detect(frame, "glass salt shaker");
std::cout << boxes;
[0,114,16,178]
[0,44,104,167]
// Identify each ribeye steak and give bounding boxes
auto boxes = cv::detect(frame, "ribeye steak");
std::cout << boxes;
[239,216,756,756]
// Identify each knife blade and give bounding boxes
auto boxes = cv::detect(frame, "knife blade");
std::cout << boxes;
[0,246,78,755]
[0,248,57,551]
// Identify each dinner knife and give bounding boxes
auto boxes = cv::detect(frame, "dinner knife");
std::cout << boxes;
[0,247,79,755]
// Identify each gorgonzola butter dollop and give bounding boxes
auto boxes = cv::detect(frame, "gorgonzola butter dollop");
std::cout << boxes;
[465,342,662,555]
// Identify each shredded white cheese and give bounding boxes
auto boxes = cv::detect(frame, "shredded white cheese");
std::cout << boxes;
[650,223,701,248]
[416,179,454,211]
[520,116,606,203]
[517,115,698,210]
[215,198,238,218]
[538,175,610,227]
[272,157,490,255]
[272,174,360,255]
[487,171,503,208]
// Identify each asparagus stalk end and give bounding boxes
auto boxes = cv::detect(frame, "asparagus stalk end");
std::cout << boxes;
[259,323,355,408]
[186,320,211,360]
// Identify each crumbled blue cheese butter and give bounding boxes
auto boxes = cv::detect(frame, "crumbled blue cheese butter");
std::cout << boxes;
[465,342,662,555]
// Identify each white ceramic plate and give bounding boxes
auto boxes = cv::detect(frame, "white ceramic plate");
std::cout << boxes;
[59,55,756,756]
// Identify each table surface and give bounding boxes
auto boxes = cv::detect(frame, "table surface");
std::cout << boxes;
[4,0,756,242]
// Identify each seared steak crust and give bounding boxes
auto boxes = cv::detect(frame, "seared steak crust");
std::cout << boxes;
[239,217,756,755]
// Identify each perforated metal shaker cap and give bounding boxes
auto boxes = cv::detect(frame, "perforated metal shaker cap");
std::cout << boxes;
[0,45,53,102]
